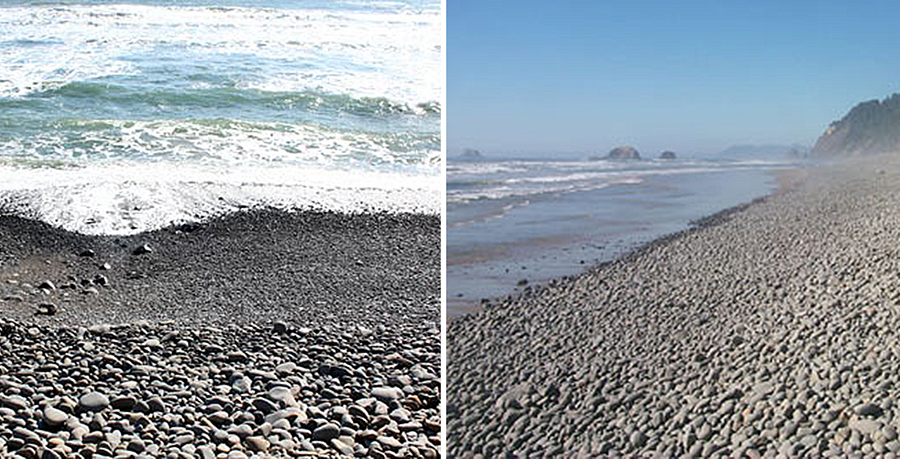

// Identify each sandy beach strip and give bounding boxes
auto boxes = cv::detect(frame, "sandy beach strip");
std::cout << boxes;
[0,208,440,458]
[448,155,900,457]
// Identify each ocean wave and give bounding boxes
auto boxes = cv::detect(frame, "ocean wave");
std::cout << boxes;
[0,117,440,169]
[0,161,440,235]
[0,2,440,104]
[450,158,797,178]
[23,82,441,118]
[448,178,645,203]
[0,0,441,235]
[447,198,533,229]
[448,161,797,203]
[500,167,757,185]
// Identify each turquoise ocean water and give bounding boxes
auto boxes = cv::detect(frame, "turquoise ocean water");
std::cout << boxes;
[0,0,441,234]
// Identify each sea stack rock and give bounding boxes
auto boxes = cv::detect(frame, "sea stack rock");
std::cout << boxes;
[659,151,677,160]
[606,146,641,160]
[459,148,484,161]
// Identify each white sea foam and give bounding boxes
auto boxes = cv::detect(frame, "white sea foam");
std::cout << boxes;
[0,162,440,235]
[449,177,645,202]
[447,159,797,203]
[0,118,440,168]
[0,118,440,233]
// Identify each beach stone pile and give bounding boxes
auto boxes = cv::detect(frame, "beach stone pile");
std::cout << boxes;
[0,210,441,458]
[0,318,440,458]
[448,157,900,457]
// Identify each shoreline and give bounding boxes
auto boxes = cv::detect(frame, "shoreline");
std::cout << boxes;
[448,165,799,321]
[0,207,441,458]
[447,156,900,457]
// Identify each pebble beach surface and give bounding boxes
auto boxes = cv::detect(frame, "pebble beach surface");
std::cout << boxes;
[0,209,440,458]
[448,155,900,457]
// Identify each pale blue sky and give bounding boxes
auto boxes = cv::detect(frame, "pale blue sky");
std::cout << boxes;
[448,0,900,156]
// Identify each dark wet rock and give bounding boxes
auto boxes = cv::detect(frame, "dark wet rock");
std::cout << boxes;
[252,398,278,414]
[38,280,55,291]
[312,423,341,441]
[111,396,137,411]
[227,350,248,362]
[35,303,57,316]
[177,221,202,233]
[856,403,883,417]
[132,244,152,255]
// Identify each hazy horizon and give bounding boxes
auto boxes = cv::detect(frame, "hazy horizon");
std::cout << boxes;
[447,143,810,160]
[448,0,900,157]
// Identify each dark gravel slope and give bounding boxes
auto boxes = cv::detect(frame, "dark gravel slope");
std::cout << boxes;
[0,209,440,459]
[0,209,439,328]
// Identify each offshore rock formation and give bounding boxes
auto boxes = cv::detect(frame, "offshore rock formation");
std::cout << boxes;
[458,149,484,161]
[605,146,641,160]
